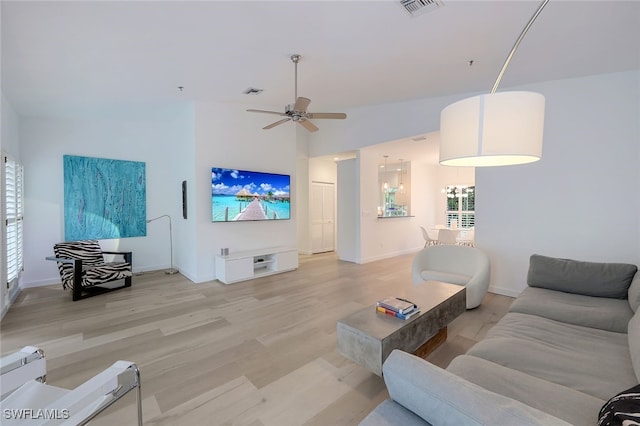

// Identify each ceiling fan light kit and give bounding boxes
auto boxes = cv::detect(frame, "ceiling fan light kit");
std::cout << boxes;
[439,0,549,167]
[247,54,347,132]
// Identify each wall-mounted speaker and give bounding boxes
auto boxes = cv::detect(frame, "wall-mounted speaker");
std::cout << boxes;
[182,180,187,219]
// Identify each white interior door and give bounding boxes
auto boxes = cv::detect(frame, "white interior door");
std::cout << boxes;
[310,182,335,254]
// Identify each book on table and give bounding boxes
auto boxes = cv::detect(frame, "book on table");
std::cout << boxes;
[376,305,421,320]
[376,297,417,314]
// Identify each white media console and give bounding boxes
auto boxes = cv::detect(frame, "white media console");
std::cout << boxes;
[215,247,299,284]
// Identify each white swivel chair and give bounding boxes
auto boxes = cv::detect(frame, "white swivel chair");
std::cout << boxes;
[420,227,439,247]
[412,245,491,309]
[0,346,142,425]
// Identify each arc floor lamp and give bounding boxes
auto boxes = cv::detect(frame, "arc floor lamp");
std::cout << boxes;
[147,215,178,275]
[439,0,549,167]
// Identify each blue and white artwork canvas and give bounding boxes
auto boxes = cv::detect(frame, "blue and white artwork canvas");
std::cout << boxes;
[64,155,146,240]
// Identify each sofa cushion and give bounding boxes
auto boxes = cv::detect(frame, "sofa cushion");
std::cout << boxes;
[447,354,605,426]
[466,312,636,401]
[382,350,571,426]
[629,310,640,382]
[527,254,637,298]
[598,384,640,426]
[419,270,470,286]
[629,273,640,312]
[509,287,633,333]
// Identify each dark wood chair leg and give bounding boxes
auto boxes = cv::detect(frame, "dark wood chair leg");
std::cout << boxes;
[124,252,132,288]
[72,259,83,302]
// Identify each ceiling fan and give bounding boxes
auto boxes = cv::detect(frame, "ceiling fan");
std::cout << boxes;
[247,54,347,133]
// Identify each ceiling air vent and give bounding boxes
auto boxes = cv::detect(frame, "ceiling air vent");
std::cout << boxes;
[400,0,444,17]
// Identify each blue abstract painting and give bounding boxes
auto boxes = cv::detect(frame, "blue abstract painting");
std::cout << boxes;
[64,155,146,240]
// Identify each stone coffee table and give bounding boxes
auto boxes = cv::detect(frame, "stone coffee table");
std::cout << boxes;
[337,281,466,376]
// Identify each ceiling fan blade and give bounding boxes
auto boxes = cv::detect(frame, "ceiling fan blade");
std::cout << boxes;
[247,109,287,116]
[293,97,311,113]
[306,112,347,120]
[298,119,319,133]
[263,118,291,130]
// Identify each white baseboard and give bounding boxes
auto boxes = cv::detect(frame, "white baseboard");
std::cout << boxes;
[21,265,176,289]
[175,270,210,283]
[1,287,20,320]
[359,247,422,264]
[488,285,522,298]
[21,278,60,289]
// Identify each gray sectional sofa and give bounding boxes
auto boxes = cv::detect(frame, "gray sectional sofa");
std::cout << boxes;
[361,254,640,426]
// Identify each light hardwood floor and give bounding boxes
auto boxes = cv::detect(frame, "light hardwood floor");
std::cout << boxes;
[0,252,513,425]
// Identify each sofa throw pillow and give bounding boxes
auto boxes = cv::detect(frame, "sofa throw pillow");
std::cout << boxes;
[527,254,638,299]
[598,384,640,426]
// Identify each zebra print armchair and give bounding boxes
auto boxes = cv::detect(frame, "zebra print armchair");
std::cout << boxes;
[46,240,133,301]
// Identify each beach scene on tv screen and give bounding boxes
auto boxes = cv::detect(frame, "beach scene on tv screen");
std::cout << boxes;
[212,168,291,222]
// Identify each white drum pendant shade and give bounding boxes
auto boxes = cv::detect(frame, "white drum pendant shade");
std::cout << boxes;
[439,91,545,167]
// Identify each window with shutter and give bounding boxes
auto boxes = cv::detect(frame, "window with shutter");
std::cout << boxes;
[445,185,475,228]
[3,154,24,286]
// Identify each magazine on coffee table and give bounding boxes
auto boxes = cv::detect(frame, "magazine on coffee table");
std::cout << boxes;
[376,297,417,315]
[376,305,421,320]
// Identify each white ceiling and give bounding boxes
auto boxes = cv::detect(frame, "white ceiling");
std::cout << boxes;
[3,0,639,118]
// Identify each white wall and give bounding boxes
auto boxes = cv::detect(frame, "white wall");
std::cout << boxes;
[477,71,640,296]
[311,70,640,295]
[1,94,21,317]
[19,105,194,287]
[337,158,358,262]
[2,95,20,157]
[192,101,297,283]
[18,99,298,286]
[170,105,197,280]
[296,158,310,255]
[11,70,640,297]
[296,127,311,255]
[356,148,436,263]
[307,93,460,158]
[414,164,443,240]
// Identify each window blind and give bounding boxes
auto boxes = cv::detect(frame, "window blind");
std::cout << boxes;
[4,155,24,284]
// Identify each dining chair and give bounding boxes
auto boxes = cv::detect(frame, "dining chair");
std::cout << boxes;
[437,229,459,245]
[457,229,476,247]
[420,227,439,247]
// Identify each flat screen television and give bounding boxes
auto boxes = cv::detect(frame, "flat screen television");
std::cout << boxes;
[211,167,291,222]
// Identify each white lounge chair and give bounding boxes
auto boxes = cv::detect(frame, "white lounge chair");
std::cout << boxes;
[412,245,491,309]
[0,346,142,425]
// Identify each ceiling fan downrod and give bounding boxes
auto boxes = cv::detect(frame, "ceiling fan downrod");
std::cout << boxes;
[245,53,346,132]
[291,54,300,105]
